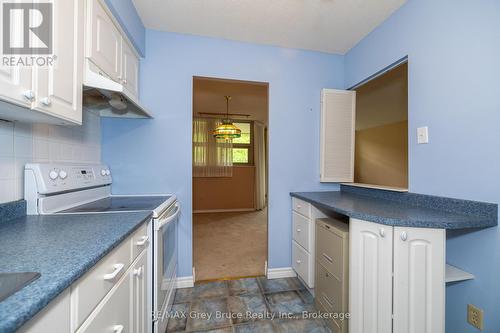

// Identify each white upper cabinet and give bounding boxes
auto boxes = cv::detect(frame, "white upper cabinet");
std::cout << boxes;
[86,0,122,82]
[34,0,84,124]
[0,0,84,125]
[320,89,356,182]
[121,41,139,98]
[0,2,32,108]
[393,227,445,333]
[349,218,393,333]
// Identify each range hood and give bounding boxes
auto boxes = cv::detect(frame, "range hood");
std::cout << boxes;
[83,60,153,119]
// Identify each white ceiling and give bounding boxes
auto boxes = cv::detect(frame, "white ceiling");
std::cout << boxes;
[133,0,406,54]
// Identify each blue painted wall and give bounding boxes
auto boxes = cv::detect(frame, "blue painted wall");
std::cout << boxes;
[104,0,146,56]
[102,30,344,277]
[345,0,500,331]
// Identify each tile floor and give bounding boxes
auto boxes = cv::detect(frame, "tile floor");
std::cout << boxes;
[165,277,333,333]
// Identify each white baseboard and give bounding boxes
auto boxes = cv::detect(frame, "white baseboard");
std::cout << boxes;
[176,276,194,288]
[193,208,255,213]
[267,267,297,279]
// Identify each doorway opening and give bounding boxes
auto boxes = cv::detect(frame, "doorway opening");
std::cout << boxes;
[192,76,269,282]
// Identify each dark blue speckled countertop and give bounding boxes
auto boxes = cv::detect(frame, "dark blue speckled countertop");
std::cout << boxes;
[0,211,152,333]
[291,189,497,229]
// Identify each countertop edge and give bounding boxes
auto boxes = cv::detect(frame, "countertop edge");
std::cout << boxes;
[290,192,497,230]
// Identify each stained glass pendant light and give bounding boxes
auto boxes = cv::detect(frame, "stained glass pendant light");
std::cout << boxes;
[212,96,241,140]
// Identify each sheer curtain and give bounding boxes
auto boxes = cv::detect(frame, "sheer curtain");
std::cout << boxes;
[254,121,267,210]
[193,117,233,177]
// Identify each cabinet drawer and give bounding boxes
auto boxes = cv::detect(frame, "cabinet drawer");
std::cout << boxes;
[130,223,149,261]
[72,236,132,328]
[77,268,131,333]
[316,221,345,280]
[292,241,313,287]
[315,300,343,333]
[292,197,311,218]
[292,212,311,251]
[316,262,343,313]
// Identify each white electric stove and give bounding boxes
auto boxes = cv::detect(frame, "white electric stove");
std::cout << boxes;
[24,163,179,333]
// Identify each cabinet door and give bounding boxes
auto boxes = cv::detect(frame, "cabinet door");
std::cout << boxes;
[87,0,122,82]
[34,0,83,124]
[77,268,131,333]
[122,41,139,98]
[349,219,393,333]
[393,227,445,333]
[0,1,32,107]
[320,89,356,182]
[132,250,149,333]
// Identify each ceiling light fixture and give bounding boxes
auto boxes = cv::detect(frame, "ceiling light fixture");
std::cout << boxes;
[212,96,241,140]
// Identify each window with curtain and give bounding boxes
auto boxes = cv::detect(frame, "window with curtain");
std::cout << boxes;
[193,117,233,177]
[231,122,253,165]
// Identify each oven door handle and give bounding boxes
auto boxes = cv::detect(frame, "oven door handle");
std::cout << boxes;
[156,203,180,230]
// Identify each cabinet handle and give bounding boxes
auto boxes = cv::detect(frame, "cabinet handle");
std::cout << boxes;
[23,90,35,101]
[136,235,149,246]
[133,267,142,277]
[296,204,302,209]
[296,228,301,233]
[322,253,333,264]
[41,97,51,106]
[400,231,408,241]
[122,79,127,84]
[103,263,124,281]
[296,260,302,264]
[113,325,124,333]
[379,228,385,238]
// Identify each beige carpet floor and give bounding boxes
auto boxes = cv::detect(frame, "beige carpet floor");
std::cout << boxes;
[193,208,268,281]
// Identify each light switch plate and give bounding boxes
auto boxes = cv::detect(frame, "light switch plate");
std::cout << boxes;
[417,126,429,144]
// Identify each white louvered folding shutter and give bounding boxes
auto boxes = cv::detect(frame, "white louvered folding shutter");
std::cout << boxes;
[320,89,356,182]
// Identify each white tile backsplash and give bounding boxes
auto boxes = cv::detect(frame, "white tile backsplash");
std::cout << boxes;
[0,110,102,204]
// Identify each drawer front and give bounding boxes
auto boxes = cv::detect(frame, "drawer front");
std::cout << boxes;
[72,237,132,328]
[316,262,343,314]
[292,241,312,287]
[292,197,311,218]
[131,223,149,261]
[315,300,343,333]
[316,223,344,280]
[292,212,311,251]
[78,270,131,333]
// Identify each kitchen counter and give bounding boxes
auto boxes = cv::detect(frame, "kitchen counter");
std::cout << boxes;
[291,188,497,229]
[0,211,152,333]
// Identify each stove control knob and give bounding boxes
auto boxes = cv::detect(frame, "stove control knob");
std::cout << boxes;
[49,170,58,180]
[105,170,110,176]
[59,170,67,179]
[101,169,106,176]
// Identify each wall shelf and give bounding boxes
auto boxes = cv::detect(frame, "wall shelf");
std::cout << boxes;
[446,264,474,283]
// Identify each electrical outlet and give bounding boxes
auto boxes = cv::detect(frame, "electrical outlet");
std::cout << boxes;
[467,304,484,330]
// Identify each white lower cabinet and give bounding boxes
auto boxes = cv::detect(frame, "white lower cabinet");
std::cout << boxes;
[131,251,149,333]
[349,218,445,333]
[77,268,131,333]
[18,290,71,333]
[393,226,445,333]
[349,219,393,333]
[291,197,326,288]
